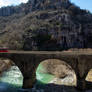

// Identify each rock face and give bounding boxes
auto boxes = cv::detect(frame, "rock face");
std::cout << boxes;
[0,5,23,16]
[0,6,15,16]
[22,9,92,50]
[40,59,76,86]
[0,59,14,75]
[0,0,92,50]
[41,59,74,78]
[27,0,70,10]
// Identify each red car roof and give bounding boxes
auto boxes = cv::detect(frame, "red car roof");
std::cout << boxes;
[0,50,8,52]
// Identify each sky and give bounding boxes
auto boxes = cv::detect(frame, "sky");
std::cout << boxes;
[0,0,28,7]
[0,0,92,12]
[71,0,92,12]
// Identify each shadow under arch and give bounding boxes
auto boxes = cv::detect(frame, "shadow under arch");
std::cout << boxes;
[36,59,77,89]
[0,58,23,91]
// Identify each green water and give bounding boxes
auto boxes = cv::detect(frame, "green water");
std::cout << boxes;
[36,64,55,85]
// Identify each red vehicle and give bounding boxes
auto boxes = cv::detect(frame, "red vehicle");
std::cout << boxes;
[0,47,8,52]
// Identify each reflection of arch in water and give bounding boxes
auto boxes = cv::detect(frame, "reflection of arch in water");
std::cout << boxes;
[0,58,23,88]
[36,59,77,86]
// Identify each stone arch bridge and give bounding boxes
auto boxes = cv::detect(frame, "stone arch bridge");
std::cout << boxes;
[0,50,92,90]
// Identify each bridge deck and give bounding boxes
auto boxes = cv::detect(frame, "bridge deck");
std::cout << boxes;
[0,50,92,55]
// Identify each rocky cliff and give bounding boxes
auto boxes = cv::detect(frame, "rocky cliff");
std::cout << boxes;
[0,4,24,16]
[0,0,92,50]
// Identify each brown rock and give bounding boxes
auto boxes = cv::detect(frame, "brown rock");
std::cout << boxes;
[41,59,74,78]
[0,58,14,75]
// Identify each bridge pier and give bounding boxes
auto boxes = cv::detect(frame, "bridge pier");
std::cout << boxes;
[23,76,36,89]
[77,78,86,90]
[22,72,36,89]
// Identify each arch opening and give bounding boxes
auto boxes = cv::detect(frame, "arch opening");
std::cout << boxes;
[35,59,77,90]
[0,58,23,92]
[84,69,92,90]
[85,69,92,87]
[86,69,92,82]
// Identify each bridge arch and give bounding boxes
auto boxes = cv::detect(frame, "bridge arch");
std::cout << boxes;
[0,57,23,88]
[76,55,92,90]
[36,59,77,86]
[21,53,79,89]
[86,69,92,82]
[85,69,92,89]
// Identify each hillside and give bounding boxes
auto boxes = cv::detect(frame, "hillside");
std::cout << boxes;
[0,0,92,50]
